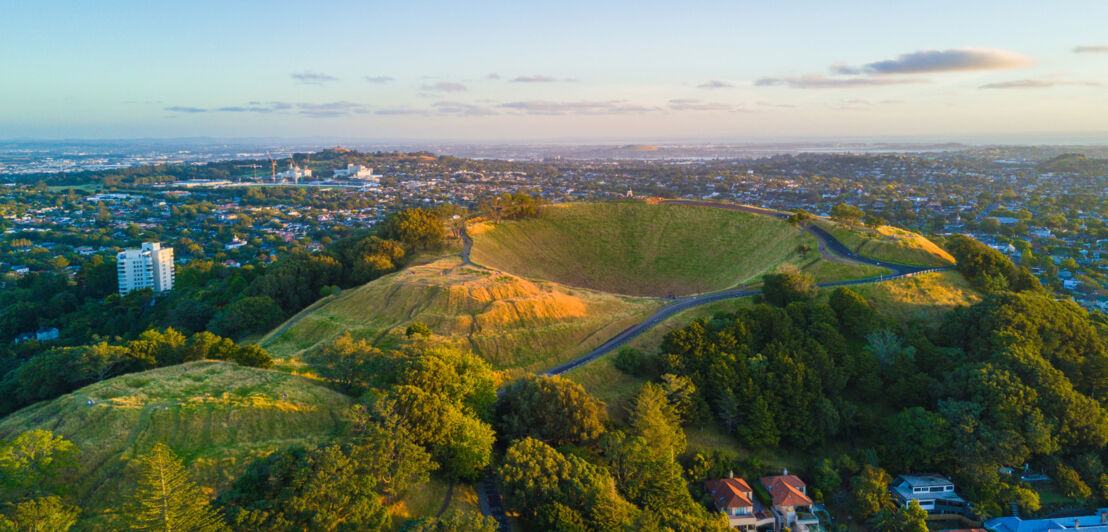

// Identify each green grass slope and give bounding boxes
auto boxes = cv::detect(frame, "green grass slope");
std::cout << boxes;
[263,256,659,375]
[0,361,351,514]
[469,202,817,297]
[812,218,955,268]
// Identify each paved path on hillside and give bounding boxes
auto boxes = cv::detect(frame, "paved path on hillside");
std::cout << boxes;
[660,199,923,276]
[541,201,944,376]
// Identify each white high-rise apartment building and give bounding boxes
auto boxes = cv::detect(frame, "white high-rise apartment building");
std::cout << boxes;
[117,242,175,295]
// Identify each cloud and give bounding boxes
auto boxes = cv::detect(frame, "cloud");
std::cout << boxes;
[836,47,1034,75]
[499,100,658,115]
[364,76,394,83]
[216,103,285,113]
[697,80,733,89]
[980,77,1101,89]
[486,73,501,80]
[291,72,339,84]
[511,75,558,83]
[375,107,426,116]
[164,106,207,113]
[1074,45,1108,53]
[667,98,747,112]
[296,101,369,117]
[165,100,365,117]
[421,81,467,92]
[755,75,928,89]
[432,101,498,116]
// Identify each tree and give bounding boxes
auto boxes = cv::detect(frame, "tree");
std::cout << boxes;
[1054,463,1092,499]
[831,203,865,225]
[230,345,274,368]
[0,430,78,501]
[868,500,927,532]
[495,376,607,445]
[400,511,498,532]
[380,209,445,250]
[762,264,817,306]
[496,438,635,530]
[829,287,876,337]
[2,496,79,532]
[217,445,390,532]
[304,334,384,395]
[851,465,893,520]
[125,443,225,532]
[881,408,951,471]
[405,322,432,338]
[207,296,284,338]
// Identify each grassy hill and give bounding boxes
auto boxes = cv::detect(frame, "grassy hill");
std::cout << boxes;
[469,202,817,297]
[812,218,955,267]
[0,361,351,514]
[262,256,659,375]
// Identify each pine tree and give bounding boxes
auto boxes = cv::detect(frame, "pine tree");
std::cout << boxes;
[127,443,224,532]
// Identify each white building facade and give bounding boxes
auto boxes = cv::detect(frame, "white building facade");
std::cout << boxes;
[117,242,175,295]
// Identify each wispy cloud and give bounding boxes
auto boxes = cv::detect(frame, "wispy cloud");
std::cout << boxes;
[364,76,394,83]
[1074,45,1108,53]
[667,98,748,112]
[164,106,206,113]
[421,81,467,92]
[500,100,658,115]
[486,73,501,80]
[291,72,339,84]
[296,101,369,117]
[166,101,367,117]
[375,107,425,116]
[755,75,928,89]
[697,80,733,89]
[433,101,498,116]
[980,76,1101,89]
[511,75,558,83]
[833,47,1034,75]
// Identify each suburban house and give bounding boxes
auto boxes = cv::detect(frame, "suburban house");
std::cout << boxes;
[703,472,775,531]
[760,471,820,531]
[890,474,970,515]
[986,508,1108,532]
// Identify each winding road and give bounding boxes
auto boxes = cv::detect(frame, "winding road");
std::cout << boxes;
[540,200,946,376]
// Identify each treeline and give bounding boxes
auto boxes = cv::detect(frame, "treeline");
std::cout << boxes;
[621,263,1108,520]
[0,328,273,416]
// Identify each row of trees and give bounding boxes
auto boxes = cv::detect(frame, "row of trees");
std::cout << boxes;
[0,328,272,416]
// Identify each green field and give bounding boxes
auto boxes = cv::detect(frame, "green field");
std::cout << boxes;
[262,256,660,375]
[812,218,955,267]
[0,361,351,514]
[469,202,818,297]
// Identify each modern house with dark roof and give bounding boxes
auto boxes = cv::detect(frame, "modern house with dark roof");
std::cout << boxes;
[703,473,774,531]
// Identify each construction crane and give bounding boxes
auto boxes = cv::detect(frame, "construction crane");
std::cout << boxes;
[265,151,277,182]
[235,163,262,181]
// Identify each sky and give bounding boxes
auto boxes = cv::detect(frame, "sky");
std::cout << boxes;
[1,0,1107,142]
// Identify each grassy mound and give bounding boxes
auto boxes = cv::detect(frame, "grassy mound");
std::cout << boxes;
[262,257,658,374]
[826,270,981,326]
[812,219,955,267]
[469,202,816,297]
[0,361,350,513]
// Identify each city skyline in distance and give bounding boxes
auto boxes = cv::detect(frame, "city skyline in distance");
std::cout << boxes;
[2,0,1107,142]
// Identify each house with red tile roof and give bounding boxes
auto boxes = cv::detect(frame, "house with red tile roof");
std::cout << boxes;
[704,472,775,531]
[759,470,820,531]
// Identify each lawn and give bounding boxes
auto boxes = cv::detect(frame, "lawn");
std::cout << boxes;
[811,218,955,268]
[0,361,351,514]
[827,270,981,327]
[470,202,819,297]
